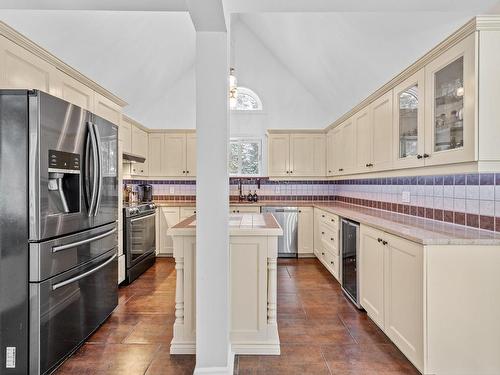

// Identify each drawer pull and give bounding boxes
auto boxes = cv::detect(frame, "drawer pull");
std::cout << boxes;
[377,238,383,243]
[382,240,388,245]
[330,238,334,241]
[321,232,325,235]
[52,228,117,253]
[321,252,325,255]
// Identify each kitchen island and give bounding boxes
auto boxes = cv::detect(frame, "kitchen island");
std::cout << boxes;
[168,213,283,355]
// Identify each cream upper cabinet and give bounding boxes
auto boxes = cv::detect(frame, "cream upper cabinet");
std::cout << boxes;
[290,134,325,177]
[384,232,423,370]
[55,71,94,111]
[326,130,336,176]
[131,125,149,176]
[360,224,385,329]
[163,133,187,177]
[354,108,372,172]
[424,33,476,166]
[186,133,197,177]
[268,132,325,177]
[148,133,164,177]
[298,207,314,255]
[120,117,132,153]
[393,69,425,169]
[162,132,196,178]
[0,35,55,94]
[371,91,393,171]
[338,118,356,175]
[268,134,290,177]
[94,92,122,125]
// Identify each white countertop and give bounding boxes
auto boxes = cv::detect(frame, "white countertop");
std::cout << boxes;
[168,213,283,237]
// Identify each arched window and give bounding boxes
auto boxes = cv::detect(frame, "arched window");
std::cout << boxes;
[233,87,263,111]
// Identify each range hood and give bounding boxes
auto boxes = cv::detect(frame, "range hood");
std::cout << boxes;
[122,151,146,163]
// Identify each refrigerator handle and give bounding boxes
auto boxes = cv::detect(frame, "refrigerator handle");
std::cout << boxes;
[92,122,103,217]
[87,122,99,217]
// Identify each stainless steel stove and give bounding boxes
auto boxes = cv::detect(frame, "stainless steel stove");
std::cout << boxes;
[123,202,157,283]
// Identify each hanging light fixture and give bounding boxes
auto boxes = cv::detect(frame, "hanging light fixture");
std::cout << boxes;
[229,67,238,109]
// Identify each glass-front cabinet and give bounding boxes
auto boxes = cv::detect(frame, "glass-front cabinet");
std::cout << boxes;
[424,34,476,166]
[393,69,425,168]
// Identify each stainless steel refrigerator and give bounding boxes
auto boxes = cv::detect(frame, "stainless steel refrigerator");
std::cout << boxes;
[0,90,119,374]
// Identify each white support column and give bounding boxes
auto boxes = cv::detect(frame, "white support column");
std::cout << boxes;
[194,30,231,374]
[188,0,232,369]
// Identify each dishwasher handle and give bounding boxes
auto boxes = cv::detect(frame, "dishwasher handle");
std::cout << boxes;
[269,208,300,213]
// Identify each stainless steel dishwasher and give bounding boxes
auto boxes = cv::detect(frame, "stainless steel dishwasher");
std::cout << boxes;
[262,207,298,258]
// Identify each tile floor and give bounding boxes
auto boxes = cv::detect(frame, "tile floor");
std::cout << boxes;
[55,258,420,375]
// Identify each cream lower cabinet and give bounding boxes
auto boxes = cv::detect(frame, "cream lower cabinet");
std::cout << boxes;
[180,207,197,221]
[360,224,423,371]
[313,208,340,281]
[359,225,386,329]
[298,207,314,256]
[157,207,180,256]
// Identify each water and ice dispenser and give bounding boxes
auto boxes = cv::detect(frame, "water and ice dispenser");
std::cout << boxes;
[48,150,81,214]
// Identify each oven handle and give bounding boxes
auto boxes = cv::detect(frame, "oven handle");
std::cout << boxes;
[130,213,156,223]
[52,228,117,253]
[52,253,117,291]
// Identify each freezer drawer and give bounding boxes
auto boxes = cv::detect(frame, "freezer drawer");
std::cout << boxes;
[29,248,118,375]
[30,222,118,282]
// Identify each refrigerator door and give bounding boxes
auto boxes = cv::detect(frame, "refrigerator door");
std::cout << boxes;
[29,222,118,282]
[29,91,95,241]
[91,114,118,227]
[30,248,118,375]
[0,90,29,374]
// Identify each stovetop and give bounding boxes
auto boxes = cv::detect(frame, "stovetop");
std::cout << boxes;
[123,201,156,217]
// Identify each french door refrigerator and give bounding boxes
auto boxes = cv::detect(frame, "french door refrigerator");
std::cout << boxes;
[0,90,119,374]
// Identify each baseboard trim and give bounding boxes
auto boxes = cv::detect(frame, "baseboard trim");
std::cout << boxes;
[170,342,196,355]
[298,253,315,258]
[231,342,280,355]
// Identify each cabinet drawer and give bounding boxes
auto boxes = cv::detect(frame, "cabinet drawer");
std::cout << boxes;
[324,250,340,281]
[230,205,261,213]
[319,222,339,255]
[318,210,339,229]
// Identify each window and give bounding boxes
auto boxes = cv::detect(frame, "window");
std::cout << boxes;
[229,138,262,176]
[233,87,263,111]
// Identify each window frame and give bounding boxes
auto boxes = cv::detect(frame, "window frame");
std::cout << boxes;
[228,137,263,177]
[231,87,264,112]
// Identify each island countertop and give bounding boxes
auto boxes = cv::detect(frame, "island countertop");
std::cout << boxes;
[168,213,283,237]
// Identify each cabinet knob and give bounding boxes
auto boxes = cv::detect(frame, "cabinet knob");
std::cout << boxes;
[330,261,334,265]
[321,232,325,235]
[417,154,423,159]
[141,169,144,172]
[328,170,332,173]
[186,170,189,174]
[290,171,293,174]
[377,238,383,243]
[321,215,325,218]
[330,238,334,241]
[298,210,302,213]
[183,170,186,173]
[382,240,388,245]
[423,153,430,158]
[366,163,373,167]
[322,252,325,255]
[338,168,344,172]
[286,171,289,174]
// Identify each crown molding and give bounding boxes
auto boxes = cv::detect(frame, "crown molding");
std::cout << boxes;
[0,21,127,108]
[324,16,495,132]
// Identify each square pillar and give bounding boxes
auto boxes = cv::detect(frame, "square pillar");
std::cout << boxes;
[194,30,232,374]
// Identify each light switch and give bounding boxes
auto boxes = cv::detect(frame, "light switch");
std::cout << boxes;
[169,186,175,194]
[402,191,411,203]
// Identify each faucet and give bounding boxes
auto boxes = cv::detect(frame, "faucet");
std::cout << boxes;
[238,178,245,201]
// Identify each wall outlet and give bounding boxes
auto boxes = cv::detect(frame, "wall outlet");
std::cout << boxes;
[169,186,175,194]
[402,191,411,203]
[275,186,280,193]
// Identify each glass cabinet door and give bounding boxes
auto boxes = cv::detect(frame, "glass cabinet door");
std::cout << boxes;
[393,69,425,168]
[433,57,464,152]
[424,34,475,166]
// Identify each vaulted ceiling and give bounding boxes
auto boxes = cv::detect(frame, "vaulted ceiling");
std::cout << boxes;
[1,0,500,129]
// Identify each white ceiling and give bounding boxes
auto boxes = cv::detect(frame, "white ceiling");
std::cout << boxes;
[1,0,500,128]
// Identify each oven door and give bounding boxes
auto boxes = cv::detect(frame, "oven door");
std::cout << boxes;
[125,212,156,268]
[29,248,117,375]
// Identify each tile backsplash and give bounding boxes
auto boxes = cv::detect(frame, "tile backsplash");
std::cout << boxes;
[125,172,500,232]
[332,173,500,232]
